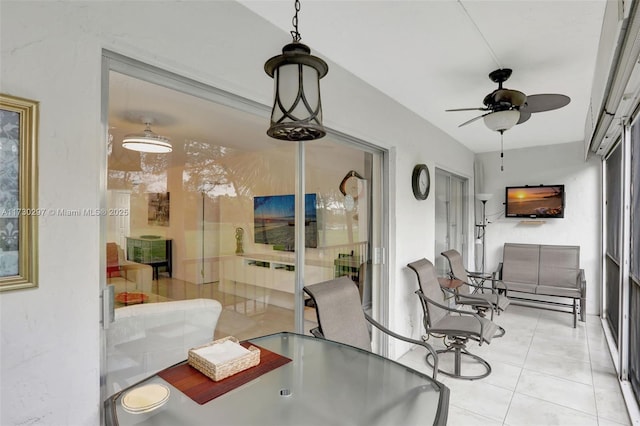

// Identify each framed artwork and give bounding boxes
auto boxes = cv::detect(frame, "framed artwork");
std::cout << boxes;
[0,93,39,291]
[148,192,170,226]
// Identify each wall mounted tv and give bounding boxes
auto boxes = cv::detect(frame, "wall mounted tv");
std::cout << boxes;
[254,193,318,251]
[505,185,565,218]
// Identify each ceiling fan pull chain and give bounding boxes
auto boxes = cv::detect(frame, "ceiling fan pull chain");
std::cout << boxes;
[500,131,504,172]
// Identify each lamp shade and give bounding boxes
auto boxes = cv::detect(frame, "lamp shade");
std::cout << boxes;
[476,193,493,202]
[483,110,520,132]
[122,122,172,153]
[265,42,328,141]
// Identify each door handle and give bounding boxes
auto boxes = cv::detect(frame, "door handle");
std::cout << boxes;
[102,285,115,329]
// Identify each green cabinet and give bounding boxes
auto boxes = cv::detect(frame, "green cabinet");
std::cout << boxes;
[126,237,172,280]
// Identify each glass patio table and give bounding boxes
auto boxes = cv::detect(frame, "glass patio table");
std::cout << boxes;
[105,332,449,425]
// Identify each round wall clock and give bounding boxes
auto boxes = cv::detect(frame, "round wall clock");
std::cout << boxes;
[412,164,430,200]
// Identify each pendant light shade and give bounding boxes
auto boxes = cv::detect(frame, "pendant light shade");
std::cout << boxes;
[264,0,329,141]
[123,122,172,153]
[483,110,520,132]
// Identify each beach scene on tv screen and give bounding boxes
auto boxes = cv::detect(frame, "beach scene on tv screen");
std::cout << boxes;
[507,186,563,217]
[254,194,318,250]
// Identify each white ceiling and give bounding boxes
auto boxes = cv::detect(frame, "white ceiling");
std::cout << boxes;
[109,1,608,156]
[240,0,607,153]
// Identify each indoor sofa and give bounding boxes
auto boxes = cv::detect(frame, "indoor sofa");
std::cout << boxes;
[106,298,222,394]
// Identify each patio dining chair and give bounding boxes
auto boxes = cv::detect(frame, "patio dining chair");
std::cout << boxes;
[441,249,509,337]
[408,258,499,380]
[304,275,440,380]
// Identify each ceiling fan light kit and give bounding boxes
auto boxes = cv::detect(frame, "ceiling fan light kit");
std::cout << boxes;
[122,121,172,153]
[483,110,520,132]
[264,0,328,141]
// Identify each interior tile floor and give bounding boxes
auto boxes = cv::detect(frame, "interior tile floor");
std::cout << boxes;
[397,304,632,426]
[110,275,633,425]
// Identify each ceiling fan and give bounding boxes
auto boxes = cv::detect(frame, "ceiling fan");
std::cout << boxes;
[447,68,570,131]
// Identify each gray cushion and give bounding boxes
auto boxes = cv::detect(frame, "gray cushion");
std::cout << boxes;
[431,315,498,344]
[502,243,540,285]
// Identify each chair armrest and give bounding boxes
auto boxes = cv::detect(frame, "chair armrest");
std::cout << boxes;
[578,269,586,294]
[490,266,508,296]
[452,280,498,319]
[415,290,489,345]
[490,278,509,296]
[495,263,504,280]
[364,313,439,381]
[309,327,324,339]
[453,287,495,306]
[415,290,483,320]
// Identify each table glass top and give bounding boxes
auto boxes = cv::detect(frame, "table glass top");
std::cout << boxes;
[107,332,448,426]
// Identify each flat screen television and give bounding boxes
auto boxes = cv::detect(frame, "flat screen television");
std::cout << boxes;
[253,193,318,250]
[505,185,565,218]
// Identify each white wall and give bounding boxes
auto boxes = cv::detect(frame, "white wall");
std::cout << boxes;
[475,141,602,315]
[0,2,475,424]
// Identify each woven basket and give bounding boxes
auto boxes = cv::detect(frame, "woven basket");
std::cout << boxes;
[188,336,260,382]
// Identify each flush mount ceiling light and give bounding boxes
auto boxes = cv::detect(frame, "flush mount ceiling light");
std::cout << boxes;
[483,110,520,132]
[122,120,172,153]
[264,0,328,141]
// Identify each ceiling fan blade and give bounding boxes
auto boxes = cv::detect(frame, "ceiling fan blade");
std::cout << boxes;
[517,110,532,124]
[521,94,570,113]
[492,89,527,107]
[458,112,490,127]
[446,107,488,112]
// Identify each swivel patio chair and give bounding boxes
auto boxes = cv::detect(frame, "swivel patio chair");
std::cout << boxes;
[441,249,510,334]
[408,258,499,380]
[304,275,440,380]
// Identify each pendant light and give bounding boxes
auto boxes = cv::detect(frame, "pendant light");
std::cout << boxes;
[122,120,172,153]
[264,0,328,141]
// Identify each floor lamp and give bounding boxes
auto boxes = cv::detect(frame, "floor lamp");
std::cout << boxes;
[476,193,492,275]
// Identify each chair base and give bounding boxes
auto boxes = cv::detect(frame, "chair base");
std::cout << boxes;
[425,341,491,380]
[495,326,506,338]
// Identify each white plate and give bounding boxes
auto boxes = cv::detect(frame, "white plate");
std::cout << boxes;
[122,384,170,414]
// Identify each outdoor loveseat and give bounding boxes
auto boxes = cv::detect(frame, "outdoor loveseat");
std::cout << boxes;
[495,243,586,327]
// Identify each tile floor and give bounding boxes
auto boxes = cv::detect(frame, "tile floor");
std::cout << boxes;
[397,304,632,426]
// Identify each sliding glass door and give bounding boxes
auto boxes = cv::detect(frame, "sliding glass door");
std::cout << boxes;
[604,142,623,342]
[628,121,640,406]
[602,118,640,410]
[101,52,387,399]
[434,168,468,276]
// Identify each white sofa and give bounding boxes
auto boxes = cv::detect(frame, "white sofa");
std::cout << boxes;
[106,298,222,394]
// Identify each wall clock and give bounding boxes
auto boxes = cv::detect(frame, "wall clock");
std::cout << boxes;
[412,164,430,200]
